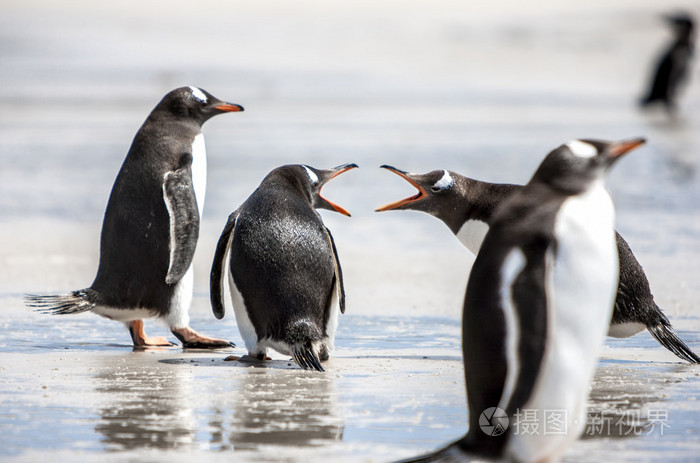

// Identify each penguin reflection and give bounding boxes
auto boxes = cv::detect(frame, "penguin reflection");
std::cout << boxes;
[94,355,196,450]
[210,369,344,450]
[640,13,695,114]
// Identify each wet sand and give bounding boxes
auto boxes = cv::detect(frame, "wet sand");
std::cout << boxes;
[2,1,700,461]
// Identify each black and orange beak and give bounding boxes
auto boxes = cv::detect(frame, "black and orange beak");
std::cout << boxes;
[317,163,359,216]
[215,103,245,113]
[375,165,428,212]
[608,137,645,159]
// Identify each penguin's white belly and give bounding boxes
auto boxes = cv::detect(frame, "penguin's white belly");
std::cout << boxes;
[227,272,261,353]
[608,321,646,338]
[456,219,489,256]
[191,133,207,215]
[507,183,618,462]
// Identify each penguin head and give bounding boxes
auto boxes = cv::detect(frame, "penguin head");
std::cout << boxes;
[277,163,358,216]
[666,12,695,38]
[156,86,244,125]
[532,138,646,194]
[375,166,463,215]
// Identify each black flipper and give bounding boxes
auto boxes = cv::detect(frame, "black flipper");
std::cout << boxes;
[210,211,238,320]
[324,226,346,314]
[162,166,200,285]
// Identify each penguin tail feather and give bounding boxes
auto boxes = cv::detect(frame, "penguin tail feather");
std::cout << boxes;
[648,321,700,364]
[24,289,96,315]
[291,342,325,372]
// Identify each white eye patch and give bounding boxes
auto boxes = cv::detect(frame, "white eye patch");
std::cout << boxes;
[189,86,208,104]
[431,170,454,190]
[566,140,597,159]
[302,165,319,185]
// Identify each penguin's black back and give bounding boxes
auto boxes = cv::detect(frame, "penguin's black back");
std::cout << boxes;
[230,176,336,343]
[90,115,200,312]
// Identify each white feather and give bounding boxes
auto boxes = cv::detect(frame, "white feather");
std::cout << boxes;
[228,271,260,354]
[566,140,597,158]
[432,170,454,190]
[165,265,193,329]
[455,219,490,255]
[302,165,319,185]
[497,248,526,412]
[189,86,208,103]
[607,321,646,338]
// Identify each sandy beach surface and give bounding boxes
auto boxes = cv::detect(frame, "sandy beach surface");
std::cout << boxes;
[1,1,700,461]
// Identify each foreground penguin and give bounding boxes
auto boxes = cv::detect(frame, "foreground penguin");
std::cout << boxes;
[377,165,700,363]
[26,87,243,348]
[210,163,358,371]
[397,138,644,462]
[640,12,695,113]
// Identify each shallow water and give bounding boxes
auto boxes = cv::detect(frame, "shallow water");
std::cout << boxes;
[2,0,700,461]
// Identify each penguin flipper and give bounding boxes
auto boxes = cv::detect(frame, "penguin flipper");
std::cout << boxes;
[162,166,200,285]
[324,226,346,314]
[210,211,238,320]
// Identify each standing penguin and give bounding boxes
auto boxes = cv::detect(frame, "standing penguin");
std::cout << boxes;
[640,13,695,113]
[377,166,700,363]
[26,87,243,348]
[210,163,358,371]
[394,138,644,462]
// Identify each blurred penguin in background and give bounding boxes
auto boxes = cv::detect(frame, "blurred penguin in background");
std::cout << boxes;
[640,12,695,114]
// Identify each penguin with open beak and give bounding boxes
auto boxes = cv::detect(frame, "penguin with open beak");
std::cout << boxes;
[211,163,358,371]
[376,158,699,364]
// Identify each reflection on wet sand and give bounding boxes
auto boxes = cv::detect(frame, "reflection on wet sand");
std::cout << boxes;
[582,360,690,440]
[211,368,344,450]
[92,355,343,452]
[94,353,197,450]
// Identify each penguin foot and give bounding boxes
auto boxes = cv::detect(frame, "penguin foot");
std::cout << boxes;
[128,320,176,347]
[171,327,236,349]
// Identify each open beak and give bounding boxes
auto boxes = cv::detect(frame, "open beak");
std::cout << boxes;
[608,137,646,159]
[215,103,245,112]
[375,165,428,212]
[318,163,359,216]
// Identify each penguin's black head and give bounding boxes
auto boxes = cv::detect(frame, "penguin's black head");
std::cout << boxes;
[285,163,359,216]
[666,12,695,37]
[157,86,244,125]
[375,166,463,214]
[533,138,645,194]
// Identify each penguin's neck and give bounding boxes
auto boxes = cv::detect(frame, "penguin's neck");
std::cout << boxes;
[452,182,521,255]
[191,133,207,214]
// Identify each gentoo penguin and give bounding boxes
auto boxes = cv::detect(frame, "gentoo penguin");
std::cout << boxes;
[640,13,695,113]
[26,86,243,348]
[210,163,358,371]
[377,165,700,363]
[397,138,645,463]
